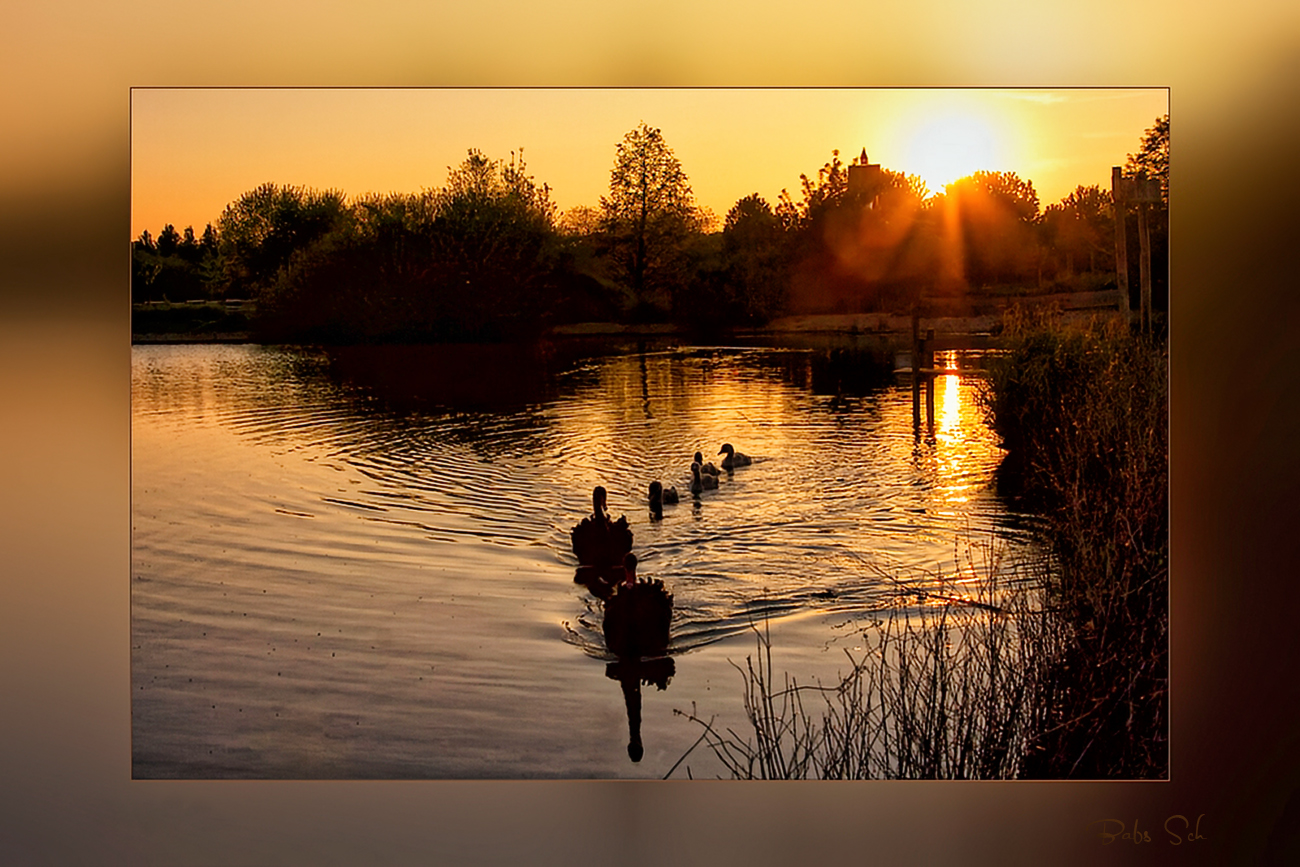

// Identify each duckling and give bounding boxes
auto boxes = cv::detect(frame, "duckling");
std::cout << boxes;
[689,461,719,495]
[718,442,752,470]
[693,451,721,477]
[648,480,679,514]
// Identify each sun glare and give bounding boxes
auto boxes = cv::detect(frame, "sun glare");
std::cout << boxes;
[901,112,1005,196]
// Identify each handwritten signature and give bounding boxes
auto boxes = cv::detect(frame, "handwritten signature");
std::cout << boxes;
[1091,815,1207,845]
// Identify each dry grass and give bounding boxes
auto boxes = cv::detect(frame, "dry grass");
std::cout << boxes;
[670,542,1049,780]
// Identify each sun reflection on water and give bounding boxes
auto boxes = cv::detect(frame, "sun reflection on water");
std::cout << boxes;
[923,350,995,510]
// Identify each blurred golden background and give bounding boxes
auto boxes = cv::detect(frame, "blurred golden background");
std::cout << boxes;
[2,1,1298,863]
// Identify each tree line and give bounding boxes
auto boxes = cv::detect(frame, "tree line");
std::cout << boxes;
[132,116,1168,342]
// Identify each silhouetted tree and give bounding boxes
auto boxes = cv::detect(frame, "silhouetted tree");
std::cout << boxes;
[156,224,180,257]
[775,149,851,230]
[200,224,218,256]
[131,230,161,301]
[179,225,199,258]
[717,193,788,323]
[424,149,560,337]
[217,182,350,297]
[600,122,703,314]
[937,170,1041,288]
[262,149,575,342]
[1040,185,1113,280]
[259,190,434,340]
[778,150,933,313]
[1125,114,1169,205]
[132,223,224,303]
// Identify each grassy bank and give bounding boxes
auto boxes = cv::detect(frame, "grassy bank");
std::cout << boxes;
[132,300,255,341]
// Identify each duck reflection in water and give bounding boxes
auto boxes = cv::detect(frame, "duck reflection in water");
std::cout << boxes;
[606,656,675,763]
[602,553,674,763]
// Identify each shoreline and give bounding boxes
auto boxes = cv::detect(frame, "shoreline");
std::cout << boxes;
[131,288,1123,346]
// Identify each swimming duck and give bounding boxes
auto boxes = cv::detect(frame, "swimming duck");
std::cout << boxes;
[693,451,721,477]
[689,462,719,495]
[648,480,679,514]
[602,553,673,660]
[718,443,752,470]
[571,486,633,572]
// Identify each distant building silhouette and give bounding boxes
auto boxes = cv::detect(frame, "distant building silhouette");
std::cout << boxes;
[848,148,884,203]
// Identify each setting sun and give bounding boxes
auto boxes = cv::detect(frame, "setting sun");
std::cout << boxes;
[899,111,1007,196]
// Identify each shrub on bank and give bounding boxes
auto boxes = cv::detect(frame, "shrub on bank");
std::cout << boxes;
[981,309,1168,778]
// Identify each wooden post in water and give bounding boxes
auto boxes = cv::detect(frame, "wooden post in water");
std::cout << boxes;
[1111,167,1131,323]
[911,307,921,429]
[925,328,936,429]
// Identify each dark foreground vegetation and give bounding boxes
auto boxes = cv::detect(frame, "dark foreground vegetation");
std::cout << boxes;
[671,312,1167,780]
[133,117,1168,344]
[984,310,1167,778]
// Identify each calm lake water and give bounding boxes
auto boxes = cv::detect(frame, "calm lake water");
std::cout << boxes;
[131,340,1035,779]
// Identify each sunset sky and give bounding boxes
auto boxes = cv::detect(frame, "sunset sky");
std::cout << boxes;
[131,88,1168,238]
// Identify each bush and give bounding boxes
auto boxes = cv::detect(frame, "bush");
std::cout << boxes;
[981,309,1168,778]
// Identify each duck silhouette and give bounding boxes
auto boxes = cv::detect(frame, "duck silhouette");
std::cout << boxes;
[571,486,633,582]
[718,442,752,470]
[689,461,719,495]
[693,451,721,477]
[602,553,673,661]
[647,480,679,516]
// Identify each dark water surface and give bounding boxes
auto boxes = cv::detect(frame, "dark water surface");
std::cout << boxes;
[131,341,1033,778]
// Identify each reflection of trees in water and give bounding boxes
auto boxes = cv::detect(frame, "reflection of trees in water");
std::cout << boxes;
[752,345,896,398]
[319,343,570,461]
[325,344,559,413]
[131,345,348,426]
[321,343,895,437]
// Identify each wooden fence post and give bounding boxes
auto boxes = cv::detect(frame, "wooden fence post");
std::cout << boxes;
[1112,167,1131,322]
[1138,201,1152,334]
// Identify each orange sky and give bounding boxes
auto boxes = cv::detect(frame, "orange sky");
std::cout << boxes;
[131,88,1167,238]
